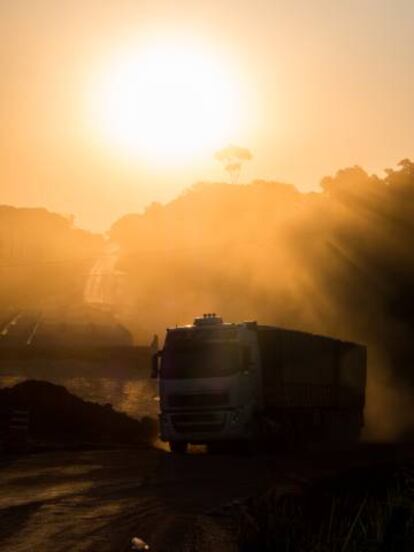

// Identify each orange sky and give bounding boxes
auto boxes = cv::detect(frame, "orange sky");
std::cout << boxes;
[1,0,413,231]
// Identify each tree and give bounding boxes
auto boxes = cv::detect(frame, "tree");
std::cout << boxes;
[215,145,252,184]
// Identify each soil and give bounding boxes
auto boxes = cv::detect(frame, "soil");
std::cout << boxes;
[0,380,157,448]
[1,444,414,551]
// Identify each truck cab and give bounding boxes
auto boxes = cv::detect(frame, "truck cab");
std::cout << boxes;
[154,314,260,453]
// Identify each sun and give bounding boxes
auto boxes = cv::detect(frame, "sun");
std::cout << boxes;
[90,39,243,164]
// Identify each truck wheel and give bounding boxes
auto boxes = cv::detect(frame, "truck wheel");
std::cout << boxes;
[169,441,188,454]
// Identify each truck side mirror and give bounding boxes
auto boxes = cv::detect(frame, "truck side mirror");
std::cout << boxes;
[151,351,161,379]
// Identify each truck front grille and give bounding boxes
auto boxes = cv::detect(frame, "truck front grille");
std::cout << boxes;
[171,412,225,433]
[169,392,229,408]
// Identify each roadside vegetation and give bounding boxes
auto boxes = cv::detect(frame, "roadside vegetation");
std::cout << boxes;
[235,464,414,551]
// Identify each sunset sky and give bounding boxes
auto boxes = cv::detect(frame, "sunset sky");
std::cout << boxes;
[1,0,413,231]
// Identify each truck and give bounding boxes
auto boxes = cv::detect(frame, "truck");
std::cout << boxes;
[152,314,367,453]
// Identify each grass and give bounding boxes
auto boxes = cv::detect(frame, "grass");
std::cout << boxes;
[236,464,414,551]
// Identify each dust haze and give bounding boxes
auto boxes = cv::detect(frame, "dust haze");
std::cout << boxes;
[2,160,414,439]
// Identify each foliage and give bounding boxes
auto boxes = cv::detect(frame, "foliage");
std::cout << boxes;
[236,464,414,551]
[215,145,253,183]
[0,206,103,308]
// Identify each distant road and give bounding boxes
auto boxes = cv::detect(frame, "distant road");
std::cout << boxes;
[84,242,120,307]
[0,306,133,348]
[0,310,41,346]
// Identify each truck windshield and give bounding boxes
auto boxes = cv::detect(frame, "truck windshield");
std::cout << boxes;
[161,342,241,379]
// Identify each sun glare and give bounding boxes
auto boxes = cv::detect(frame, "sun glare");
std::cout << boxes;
[90,40,243,164]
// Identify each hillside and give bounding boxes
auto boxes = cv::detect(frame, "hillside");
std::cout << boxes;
[0,206,103,308]
[109,163,414,438]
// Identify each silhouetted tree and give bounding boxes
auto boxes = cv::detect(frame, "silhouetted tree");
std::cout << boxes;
[0,207,103,308]
[215,145,252,183]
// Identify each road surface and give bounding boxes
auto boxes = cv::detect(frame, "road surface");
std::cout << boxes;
[0,446,282,552]
[1,443,411,552]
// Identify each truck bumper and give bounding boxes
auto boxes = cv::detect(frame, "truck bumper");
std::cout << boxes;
[160,408,250,443]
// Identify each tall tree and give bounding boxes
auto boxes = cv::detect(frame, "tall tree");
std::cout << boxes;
[215,145,252,183]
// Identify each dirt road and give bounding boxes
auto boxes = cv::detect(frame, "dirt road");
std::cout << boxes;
[1,444,412,552]
[0,446,283,552]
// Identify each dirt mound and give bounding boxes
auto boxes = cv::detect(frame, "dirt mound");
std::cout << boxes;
[0,380,157,447]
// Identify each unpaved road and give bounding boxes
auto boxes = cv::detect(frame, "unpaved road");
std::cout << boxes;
[0,444,413,552]
[0,447,284,552]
